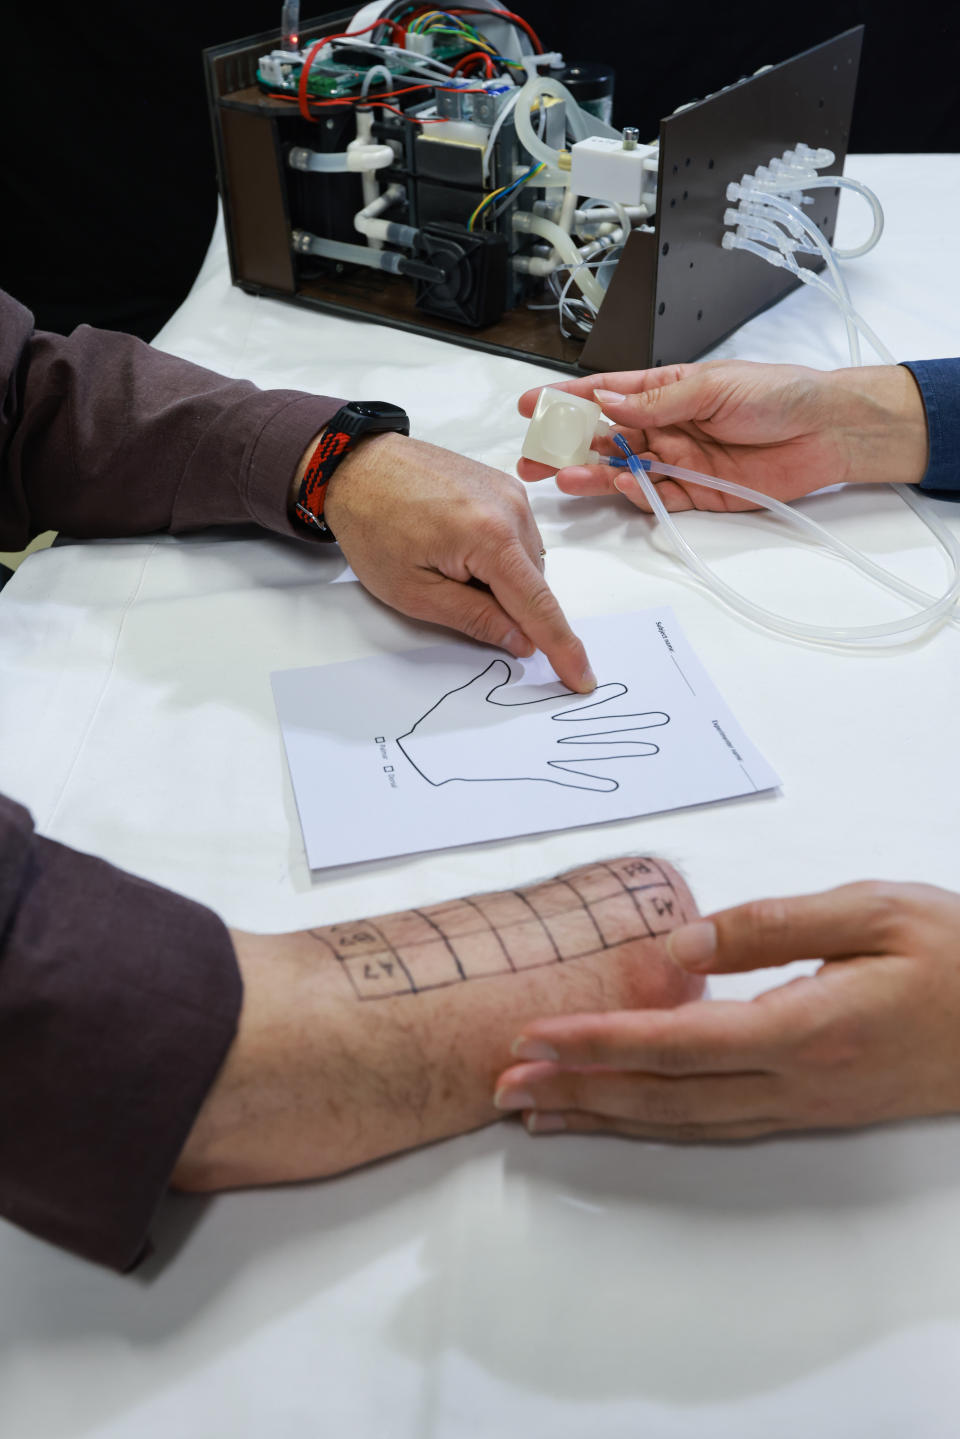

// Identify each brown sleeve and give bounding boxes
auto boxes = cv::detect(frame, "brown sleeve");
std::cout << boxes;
[0,288,344,549]
[0,793,242,1270]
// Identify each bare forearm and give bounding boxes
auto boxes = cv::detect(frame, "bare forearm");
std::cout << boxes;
[828,364,928,487]
[173,858,702,1192]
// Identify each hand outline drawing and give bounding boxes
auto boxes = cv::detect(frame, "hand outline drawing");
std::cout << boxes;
[396,659,669,793]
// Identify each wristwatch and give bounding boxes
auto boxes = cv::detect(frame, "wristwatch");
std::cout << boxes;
[293,400,410,539]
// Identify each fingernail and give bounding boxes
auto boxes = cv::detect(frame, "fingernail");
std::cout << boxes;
[666,920,717,970]
[511,1037,559,1062]
[579,665,598,693]
[494,1087,535,1111]
[594,388,626,405]
[526,1112,567,1135]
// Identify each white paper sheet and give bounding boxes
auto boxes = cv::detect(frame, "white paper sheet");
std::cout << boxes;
[271,607,780,870]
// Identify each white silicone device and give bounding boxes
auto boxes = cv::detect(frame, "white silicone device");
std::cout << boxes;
[520,387,603,469]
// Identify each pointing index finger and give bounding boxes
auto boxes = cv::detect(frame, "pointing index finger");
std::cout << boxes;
[667,882,914,975]
[477,540,595,693]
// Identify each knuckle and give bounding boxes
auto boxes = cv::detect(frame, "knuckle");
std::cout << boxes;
[844,880,912,945]
[737,896,794,949]
[520,582,563,628]
[481,514,524,553]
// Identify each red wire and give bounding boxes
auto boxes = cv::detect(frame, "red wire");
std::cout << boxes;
[377,104,450,124]
[296,18,405,121]
[450,50,495,78]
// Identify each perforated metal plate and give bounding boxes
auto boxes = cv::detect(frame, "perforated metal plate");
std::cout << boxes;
[582,26,864,372]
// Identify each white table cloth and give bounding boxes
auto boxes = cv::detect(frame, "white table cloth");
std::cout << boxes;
[2,155,959,1438]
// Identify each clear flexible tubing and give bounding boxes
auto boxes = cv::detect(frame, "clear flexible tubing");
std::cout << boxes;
[751,192,863,365]
[752,175,884,259]
[611,437,960,644]
[796,268,894,365]
[727,231,893,366]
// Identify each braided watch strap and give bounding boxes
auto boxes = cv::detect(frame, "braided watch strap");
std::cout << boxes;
[293,427,354,536]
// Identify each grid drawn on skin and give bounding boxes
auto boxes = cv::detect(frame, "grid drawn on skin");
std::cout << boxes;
[564,866,656,947]
[598,859,690,935]
[522,877,604,960]
[409,907,468,986]
[316,862,687,1000]
[468,888,565,970]
[314,919,418,1000]
[456,894,518,977]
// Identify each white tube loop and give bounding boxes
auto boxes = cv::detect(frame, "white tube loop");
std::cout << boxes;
[612,438,960,645]
[511,73,591,185]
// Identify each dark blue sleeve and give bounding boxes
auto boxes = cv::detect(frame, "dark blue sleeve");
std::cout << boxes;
[901,359,960,500]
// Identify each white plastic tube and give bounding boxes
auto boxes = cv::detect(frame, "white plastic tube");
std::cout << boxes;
[288,143,395,173]
[612,439,960,645]
[796,269,897,365]
[511,73,591,184]
[753,174,884,259]
[353,184,417,247]
[756,192,862,365]
[354,108,382,248]
[512,212,605,306]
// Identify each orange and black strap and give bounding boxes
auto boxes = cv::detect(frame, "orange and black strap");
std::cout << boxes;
[294,427,354,535]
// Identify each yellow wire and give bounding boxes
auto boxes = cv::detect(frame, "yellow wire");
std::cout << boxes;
[467,184,509,231]
[466,162,546,232]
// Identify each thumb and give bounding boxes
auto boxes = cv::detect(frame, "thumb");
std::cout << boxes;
[594,371,714,431]
[665,882,896,974]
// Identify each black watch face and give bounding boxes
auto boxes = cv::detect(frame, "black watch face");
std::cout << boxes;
[344,401,409,433]
[349,401,398,415]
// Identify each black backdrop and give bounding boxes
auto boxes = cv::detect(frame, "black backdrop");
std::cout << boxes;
[2,1,956,340]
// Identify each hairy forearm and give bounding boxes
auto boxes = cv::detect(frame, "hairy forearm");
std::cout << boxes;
[172,858,703,1192]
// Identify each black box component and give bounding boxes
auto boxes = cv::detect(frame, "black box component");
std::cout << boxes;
[205,17,863,373]
[414,225,508,328]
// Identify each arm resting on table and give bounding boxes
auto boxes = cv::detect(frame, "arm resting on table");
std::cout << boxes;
[174,859,702,1191]
[0,288,341,550]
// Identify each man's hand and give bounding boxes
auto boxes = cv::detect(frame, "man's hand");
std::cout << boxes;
[494,881,960,1140]
[317,431,595,694]
[171,858,702,1191]
[516,360,929,514]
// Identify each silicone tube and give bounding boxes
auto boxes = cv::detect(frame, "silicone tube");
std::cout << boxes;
[753,174,884,259]
[511,72,590,184]
[611,437,960,646]
[512,212,604,306]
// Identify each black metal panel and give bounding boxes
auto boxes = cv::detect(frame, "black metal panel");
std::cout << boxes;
[649,26,863,367]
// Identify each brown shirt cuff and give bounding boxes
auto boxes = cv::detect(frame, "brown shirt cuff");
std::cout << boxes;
[0,796,242,1270]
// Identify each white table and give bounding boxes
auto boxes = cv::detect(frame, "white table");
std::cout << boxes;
[2,155,960,1439]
